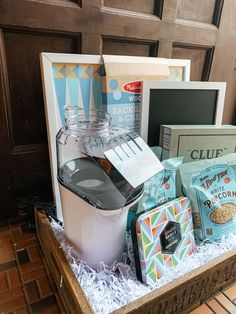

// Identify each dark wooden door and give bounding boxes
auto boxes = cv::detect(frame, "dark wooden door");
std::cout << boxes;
[0,0,236,219]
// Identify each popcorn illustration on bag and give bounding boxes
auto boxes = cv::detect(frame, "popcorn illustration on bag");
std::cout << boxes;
[179,153,236,241]
[210,203,236,224]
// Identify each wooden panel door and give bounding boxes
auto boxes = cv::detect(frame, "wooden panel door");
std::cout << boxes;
[0,0,236,219]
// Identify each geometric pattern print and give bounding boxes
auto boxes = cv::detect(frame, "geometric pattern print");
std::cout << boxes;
[52,63,105,79]
[52,63,105,124]
[136,197,195,285]
[169,66,185,82]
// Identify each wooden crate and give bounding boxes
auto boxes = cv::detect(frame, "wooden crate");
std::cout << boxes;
[35,210,236,314]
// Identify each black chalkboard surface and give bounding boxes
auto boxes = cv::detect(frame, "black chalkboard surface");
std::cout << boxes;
[148,89,218,146]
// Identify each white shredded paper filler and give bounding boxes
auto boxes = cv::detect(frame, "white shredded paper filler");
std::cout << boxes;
[51,221,236,314]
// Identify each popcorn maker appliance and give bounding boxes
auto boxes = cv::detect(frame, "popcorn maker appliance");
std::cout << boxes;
[56,107,148,268]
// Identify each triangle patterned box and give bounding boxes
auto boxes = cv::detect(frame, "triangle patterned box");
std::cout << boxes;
[131,197,195,285]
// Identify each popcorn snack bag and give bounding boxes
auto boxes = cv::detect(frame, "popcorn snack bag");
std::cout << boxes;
[179,153,236,241]
[126,148,183,230]
[136,156,183,213]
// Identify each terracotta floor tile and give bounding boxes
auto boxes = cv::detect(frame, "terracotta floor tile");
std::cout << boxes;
[19,260,43,274]
[0,260,17,272]
[29,295,58,314]
[15,306,29,314]
[10,227,24,241]
[37,276,53,298]
[24,281,41,304]
[0,239,14,253]
[0,215,63,313]
[0,286,24,308]
[8,268,22,288]
[207,298,228,314]
[223,283,236,303]
[189,303,214,314]
[13,238,37,252]
[0,230,11,242]
[214,293,236,313]
[35,303,60,314]
[21,267,47,284]
[27,246,40,262]
[11,226,36,244]
[0,239,15,264]
[0,271,9,290]
[0,296,27,313]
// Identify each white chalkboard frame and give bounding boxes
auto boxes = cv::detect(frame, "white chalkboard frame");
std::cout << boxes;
[140,81,226,143]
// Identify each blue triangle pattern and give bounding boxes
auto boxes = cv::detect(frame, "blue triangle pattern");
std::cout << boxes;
[53,77,66,124]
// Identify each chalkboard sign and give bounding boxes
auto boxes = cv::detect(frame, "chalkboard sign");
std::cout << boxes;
[141,81,226,146]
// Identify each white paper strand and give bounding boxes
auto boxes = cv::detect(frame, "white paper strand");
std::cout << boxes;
[51,221,236,314]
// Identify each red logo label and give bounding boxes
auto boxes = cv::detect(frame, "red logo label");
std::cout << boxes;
[123,81,141,94]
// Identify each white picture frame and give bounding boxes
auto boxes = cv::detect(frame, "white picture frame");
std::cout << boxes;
[40,53,103,220]
[40,53,191,219]
[140,81,226,143]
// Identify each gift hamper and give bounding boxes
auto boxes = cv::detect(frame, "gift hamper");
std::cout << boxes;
[38,52,236,314]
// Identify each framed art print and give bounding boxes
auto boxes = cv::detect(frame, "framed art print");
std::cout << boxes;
[40,53,104,219]
[40,53,191,219]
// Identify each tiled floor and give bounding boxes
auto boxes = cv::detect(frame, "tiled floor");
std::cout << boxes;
[190,286,236,313]
[1,214,236,314]
[0,215,62,314]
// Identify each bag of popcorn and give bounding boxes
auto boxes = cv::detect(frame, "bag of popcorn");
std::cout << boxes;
[137,147,183,212]
[179,153,236,241]
[126,148,183,230]
[136,156,183,214]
